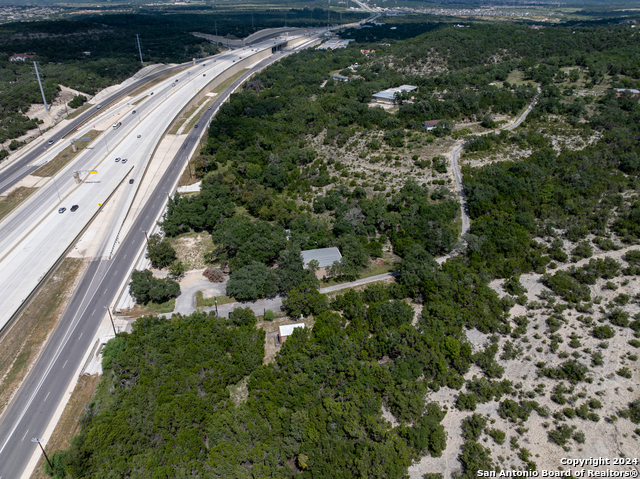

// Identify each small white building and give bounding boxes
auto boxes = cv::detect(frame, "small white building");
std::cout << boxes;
[278,323,306,344]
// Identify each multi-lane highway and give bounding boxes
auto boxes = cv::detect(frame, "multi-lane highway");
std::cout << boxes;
[0,32,329,479]
[0,39,290,332]
[0,63,189,195]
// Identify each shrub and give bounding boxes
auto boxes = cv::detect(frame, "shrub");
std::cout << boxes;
[592,325,615,339]
[461,414,487,441]
[264,309,275,321]
[68,94,87,108]
[129,269,180,305]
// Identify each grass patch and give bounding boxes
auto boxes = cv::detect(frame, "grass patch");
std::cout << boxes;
[0,258,85,416]
[66,102,94,120]
[33,129,101,177]
[132,95,149,106]
[124,298,175,317]
[29,373,100,479]
[169,96,211,135]
[212,68,249,95]
[0,186,37,223]
[196,292,235,308]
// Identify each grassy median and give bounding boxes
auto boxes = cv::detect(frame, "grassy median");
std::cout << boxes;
[33,130,101,177]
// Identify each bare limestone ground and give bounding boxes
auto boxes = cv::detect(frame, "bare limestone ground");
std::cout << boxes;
[408,244,640,478]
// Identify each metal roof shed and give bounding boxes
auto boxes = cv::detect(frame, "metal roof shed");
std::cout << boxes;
[301,247,342,268]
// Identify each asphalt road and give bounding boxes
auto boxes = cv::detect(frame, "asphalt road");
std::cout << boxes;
[0,41,284,332]
[0,63,190,196]
[0,37,321,479]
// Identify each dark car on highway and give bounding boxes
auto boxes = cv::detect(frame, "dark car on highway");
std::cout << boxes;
[70,205,79,212]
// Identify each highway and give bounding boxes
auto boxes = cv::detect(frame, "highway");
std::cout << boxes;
[0,33,325,479]
[0,40,288,333]
[0,63,189,195]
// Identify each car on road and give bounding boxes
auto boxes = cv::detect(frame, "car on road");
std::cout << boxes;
[115,157,121,162]
[194,124,198,128]
[175,79,179,82]
[129,179,134,184]
[96,105,102,109]
[208,106,211,110]
[121,158,128,164]
[58,207,66,214]
[132,110,136,114]
[137,134,141,138]
[70,205,79,212]
[48,140,54,145]
[171,83,175,87]
[203,74,206,76]
[150,92,154,95]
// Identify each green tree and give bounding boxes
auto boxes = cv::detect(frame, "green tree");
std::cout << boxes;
[282,281,328,318]
[129,269,180,305]
[146,234,177,268]
[226,261,277,301]
[275,244,317,294]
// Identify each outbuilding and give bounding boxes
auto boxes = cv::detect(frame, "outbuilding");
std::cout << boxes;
[372,85,418,105]
[278,323,306,344]
[301,247,342,279]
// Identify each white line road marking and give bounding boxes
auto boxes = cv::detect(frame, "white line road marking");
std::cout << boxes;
[92,309,95,316]
[63,360,68,369]
[44,392,50,402]
[78,333,83,340]
[21,430,28,442]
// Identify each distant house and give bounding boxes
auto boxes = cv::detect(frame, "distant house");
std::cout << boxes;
[82,51,91,56]
[301,247,342,279]
[332,74,349,82]
[422,119,442,131]
[529,25,545,30]
[9,53,34,62]
[278,323,306,344]
[372,84,418,105]
[615,88,640,98]
[360,49,376,54]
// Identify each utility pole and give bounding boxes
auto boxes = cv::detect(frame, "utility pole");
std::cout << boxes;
[31,438,53,471]
[33,62,48,113]
[105,306,117,336]
[135,34,143,65]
